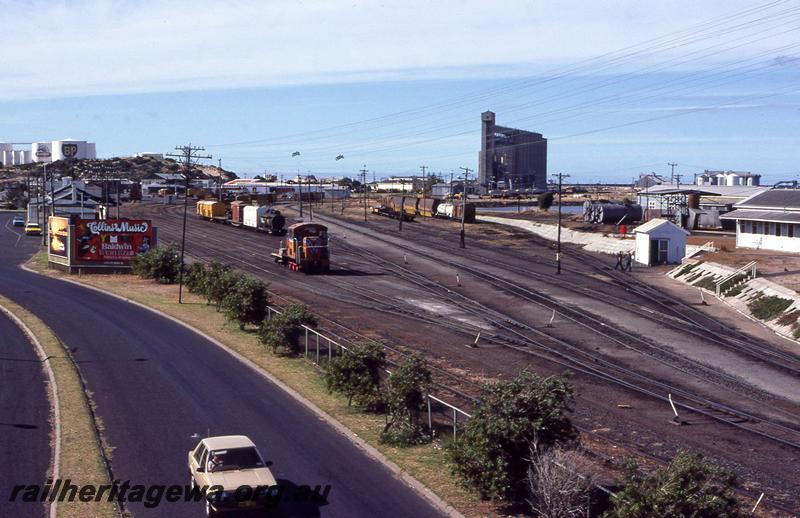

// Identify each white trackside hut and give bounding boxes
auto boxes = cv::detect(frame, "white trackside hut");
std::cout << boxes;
[633,218,689,266]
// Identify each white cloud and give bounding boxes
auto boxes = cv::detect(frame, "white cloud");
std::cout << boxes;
[3,0,795,100]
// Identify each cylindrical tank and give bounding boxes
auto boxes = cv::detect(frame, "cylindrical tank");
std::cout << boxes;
[687,193,700,209]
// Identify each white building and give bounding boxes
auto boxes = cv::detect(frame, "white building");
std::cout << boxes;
[720,189,800,253]
[633,218,689,266]
[696,170,760,187]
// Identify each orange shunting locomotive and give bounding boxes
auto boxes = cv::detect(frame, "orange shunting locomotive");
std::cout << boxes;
[272,222,330,273]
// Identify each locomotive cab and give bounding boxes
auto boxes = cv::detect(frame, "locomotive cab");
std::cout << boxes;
[273,222,330,273]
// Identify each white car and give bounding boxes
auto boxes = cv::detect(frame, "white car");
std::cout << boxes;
[188,435,277,517]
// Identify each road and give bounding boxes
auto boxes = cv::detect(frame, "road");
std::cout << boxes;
[0,287,50,518]
[0,214,442,518]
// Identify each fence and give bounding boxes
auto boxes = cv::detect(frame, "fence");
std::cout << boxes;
[265,305,472,439]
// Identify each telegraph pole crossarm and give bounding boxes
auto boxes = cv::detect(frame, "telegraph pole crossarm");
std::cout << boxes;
[166,144,212,304]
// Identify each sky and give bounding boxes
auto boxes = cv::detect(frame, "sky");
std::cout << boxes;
[1,0,799,183]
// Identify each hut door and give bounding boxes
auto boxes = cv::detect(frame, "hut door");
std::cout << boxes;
[650,239,668,265]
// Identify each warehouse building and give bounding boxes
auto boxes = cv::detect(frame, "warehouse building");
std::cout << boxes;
[720,189,800,253]
[478,111,547,192]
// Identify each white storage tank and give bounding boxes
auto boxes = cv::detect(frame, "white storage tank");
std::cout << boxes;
[51,139,96,161]
[243,205,267,229]
[31,142,53,163]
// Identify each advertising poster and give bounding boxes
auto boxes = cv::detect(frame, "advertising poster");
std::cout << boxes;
[73,218,155,265]
[48,217,70,257]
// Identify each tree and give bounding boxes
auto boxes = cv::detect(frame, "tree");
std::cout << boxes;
[538,191,555,211]
[257,304,316,355]
[324,341,386,410]
[184,262,207,295]
[446,369,575,500]
[131,245,182,284]
[380,354,432,445]
[527,447,597,518]
[605,452,743,518]
[202,261,235,309]
[221,275,270,330]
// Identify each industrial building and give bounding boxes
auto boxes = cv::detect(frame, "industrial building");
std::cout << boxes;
[0,139,97,166]
[721,188,800,253]
[478,111,547,192]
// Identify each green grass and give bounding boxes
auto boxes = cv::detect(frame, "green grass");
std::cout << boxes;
[675,261,702,277]
[693,276,718,291]
[748,296,794,322]
[719,273,747,296]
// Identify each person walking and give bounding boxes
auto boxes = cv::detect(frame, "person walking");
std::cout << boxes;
[614,251,624,270]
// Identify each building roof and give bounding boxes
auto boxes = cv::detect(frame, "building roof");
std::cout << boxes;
[736,189,800,210]
[633,218,690,235]
[641,184,767,198]
[720,209,800,223]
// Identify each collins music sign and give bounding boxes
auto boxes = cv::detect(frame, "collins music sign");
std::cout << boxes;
[73,218,154,265]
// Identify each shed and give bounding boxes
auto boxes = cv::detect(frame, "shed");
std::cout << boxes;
[633,218,689,265]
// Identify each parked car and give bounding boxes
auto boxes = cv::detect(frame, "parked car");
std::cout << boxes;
[24,222,42,236]
[12,215,25,226]
[188,435,277,517]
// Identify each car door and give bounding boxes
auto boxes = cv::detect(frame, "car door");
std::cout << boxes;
[190,443,207,482]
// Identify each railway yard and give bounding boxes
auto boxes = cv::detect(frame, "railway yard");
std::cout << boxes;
[125,198,800,515]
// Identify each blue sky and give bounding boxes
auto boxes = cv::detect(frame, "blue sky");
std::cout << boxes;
[2,0,798,183]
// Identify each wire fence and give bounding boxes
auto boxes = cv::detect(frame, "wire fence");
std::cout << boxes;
[265,305,472,439]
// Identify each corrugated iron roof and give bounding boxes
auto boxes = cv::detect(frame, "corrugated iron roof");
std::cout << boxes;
[720,209,800,223]
[736,189,800,209]
[632,218,690,235]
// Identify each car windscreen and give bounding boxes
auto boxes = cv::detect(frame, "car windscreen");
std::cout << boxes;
[208,447,264,472]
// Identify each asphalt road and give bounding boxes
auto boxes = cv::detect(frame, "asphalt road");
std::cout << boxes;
[0,282,50,518]
[0,214,442,518]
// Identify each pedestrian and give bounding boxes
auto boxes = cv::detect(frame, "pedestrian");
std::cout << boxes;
[619,223,627,236]
[623,252,632,272]
[614,251,624,270]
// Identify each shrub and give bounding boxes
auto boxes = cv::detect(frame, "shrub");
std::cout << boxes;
[692,276,717,291]
[183,262,207,295]
[257,304,316,355]
[380,354,432,446]
[776,309,799,327]
[605,452,742,518]
[131,245,182,284]
[527,447,597,518]
[674,261,701,278]
[538,192,555,211]
[202,261,235,309]
[324,341,386,411]
[221,275,270,329]
[748,295,793,321]
[446,369,575,500]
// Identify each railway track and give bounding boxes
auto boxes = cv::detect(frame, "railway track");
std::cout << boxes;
[130,201,800,512]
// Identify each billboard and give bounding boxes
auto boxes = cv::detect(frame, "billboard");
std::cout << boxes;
[48,217,70,257]
[73,218,154,265]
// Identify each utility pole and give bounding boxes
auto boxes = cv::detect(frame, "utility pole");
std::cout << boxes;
[420,165,428,214]
[217,158,223,201]
[166,144,212,304]
[399,179,406,232]
[116,179,120,218]
[459,167,472,248]
[668,162,678,184]
[360,165,368,222]
[675,174,683,190]
[552,173,570,274]
[308,175,313,222]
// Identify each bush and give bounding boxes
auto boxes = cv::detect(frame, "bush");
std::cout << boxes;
[324,341,386,411]
[257,304,316,355]
[538,192,555,211]
[446,369,575,500]
[674,261,701,278]
[380,354,432,446]
[221,275,270,329]
[776,309,799,327]
[748,295,793,321]
[202,261,235,309]
[131,245,182,284]
[184,262,207,295]
[527,447,597,518]
[605,452,742,518]
[692,276,717,291]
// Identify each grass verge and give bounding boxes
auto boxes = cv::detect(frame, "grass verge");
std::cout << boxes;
[748,295,794,322]
[27,253,489,517]
[0,294,117,518]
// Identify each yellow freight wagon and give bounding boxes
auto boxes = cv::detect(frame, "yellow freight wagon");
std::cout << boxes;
[196,200,227,220]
